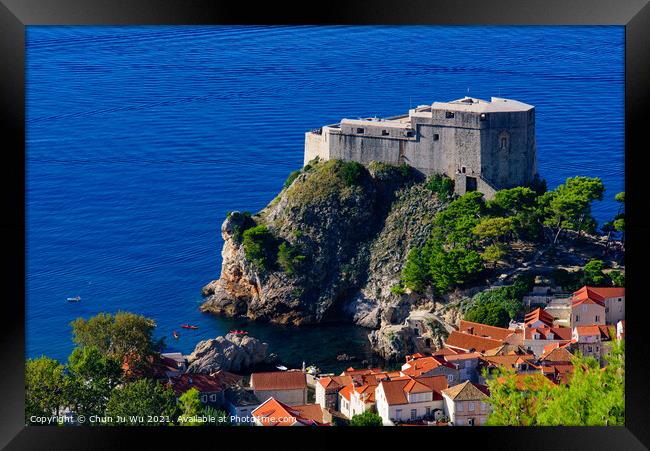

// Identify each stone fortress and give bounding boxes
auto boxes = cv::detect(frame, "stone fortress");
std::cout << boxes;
[304,96,537,198]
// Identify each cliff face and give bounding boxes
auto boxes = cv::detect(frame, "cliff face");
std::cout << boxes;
[200,160,447,331]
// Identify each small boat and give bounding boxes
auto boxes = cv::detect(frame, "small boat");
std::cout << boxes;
[66,296,81,302]
[180,324,199,330]
[276,365,288,371]
[172,331,179,339]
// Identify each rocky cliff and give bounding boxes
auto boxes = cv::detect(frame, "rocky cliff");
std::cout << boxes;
[186,333,276,374]
[200,159,449,357]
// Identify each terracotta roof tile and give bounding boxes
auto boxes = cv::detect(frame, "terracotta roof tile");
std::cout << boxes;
[442,381,489,401]
[251,371,307,391]
[445,331,503,353]
[459,320,515,341]
[252,398,327,426]
[524,308,555,327]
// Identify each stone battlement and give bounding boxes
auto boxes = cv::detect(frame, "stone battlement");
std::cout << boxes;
[304,96,537,199]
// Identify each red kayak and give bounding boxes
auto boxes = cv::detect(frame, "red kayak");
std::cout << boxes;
[172,331,180,339]
[181,324,199,330]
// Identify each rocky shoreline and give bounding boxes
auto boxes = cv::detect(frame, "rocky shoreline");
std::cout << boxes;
[199,160,618,363]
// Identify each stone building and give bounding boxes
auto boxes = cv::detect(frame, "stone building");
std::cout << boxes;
[304,96,537,199]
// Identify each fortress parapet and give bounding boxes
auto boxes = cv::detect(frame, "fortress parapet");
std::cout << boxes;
[304,96,537,199]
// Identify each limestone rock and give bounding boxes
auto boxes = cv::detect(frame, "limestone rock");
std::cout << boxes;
[186,333,274,374]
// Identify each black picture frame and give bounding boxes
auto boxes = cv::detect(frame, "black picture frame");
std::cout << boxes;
[1,1,648,449]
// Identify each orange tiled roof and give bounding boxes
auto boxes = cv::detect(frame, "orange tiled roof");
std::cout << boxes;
[442,380,489,401]
[443,351,481,362]
[459,320,515,341]
[166,373,228,397]
[586,286,625,299]
[540,345,573,363]
[380,375,448,405]
[339,384,354,401]
[432,347,461,357]
[252,398,327,426]
[401,356,456,377]
[251,371,307,391]
[572,286,608,307]
[525,326,572,341]
[524,308,555,327]
[574,325,601,337]
[317,375,352,390]
[445,330,503,353]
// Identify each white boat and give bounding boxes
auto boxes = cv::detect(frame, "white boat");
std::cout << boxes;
[66,296,81,302]
[275,365,288,371]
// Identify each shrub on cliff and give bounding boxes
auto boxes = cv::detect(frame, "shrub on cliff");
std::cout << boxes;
[340,160,365,187]
[425,173,454,198]
[277,241,306,275]
[284,169,301,189]
[242,225,279,271]
[464,275,532,327]
[229,211,256,244]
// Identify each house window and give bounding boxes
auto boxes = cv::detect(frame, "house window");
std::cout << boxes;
[595,315,600,322]
[582,305,587,312]
[587,346,593,352]
[382,130,389,136]
[446,111,455,118]
[468,418,475,426]
[411,409,417,420]
[447,374,454,383]
[433,133,440,141]
[576,315,580,322]
[468,402,475,411]
[414,328,419,336]
[480,402,486,412]
[406,130,414,137]
[210,394,217,402]
[457,403,463,412]
[426,407,431,416]
[396,409,402,418]
[356,128,364,134]
[480,113,487,121]
[201,395,207,403]
[461,166,466,174]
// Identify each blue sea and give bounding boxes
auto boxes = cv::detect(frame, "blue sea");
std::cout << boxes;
[26,26,624,372]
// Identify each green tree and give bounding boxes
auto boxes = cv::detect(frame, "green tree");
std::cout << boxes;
[401,248,430,292]
[583,259,606,286]
[473,217,513,243]
[105,379,178,425]
[349,410,383,426]
[464,300,511,328]
[539,176,604,243]
[339,161,365,186]
[71,312,162,366]
[26,356,69,421]
[242,225,278,271]
[481,243,507,268]
[428,245,483,294]
[66,346,122,418]
[484,369,554,426]
[277,241,306,275]
[486,341,625,426]
[425,173,455,198]
[178,387,203,426]
[609,270,625,287]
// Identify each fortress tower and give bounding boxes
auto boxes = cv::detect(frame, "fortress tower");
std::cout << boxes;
[304,96,537,199]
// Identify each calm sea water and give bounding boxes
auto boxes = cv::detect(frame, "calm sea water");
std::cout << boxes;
[26,26,624,372]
